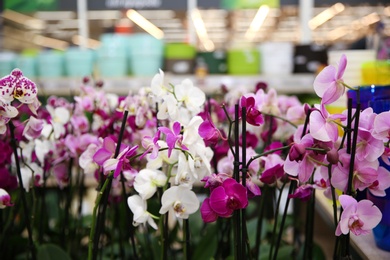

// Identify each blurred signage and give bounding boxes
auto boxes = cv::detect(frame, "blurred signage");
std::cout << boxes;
[221,0,280,9]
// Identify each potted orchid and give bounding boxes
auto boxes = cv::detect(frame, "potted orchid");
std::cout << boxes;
[0,53,389,260]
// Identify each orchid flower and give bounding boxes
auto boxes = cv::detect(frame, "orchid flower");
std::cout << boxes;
[335,195,381,236]
[159,121,188,157]
[206,178,248,218]
[0,68,38,105]
[0,188,13,209]
[372,111,390,141]
[239,95,264,126]
[140,130,161,160]
[309,104,345,142]
[23,116,44,140]
[159,186,199,219]
[174,78,205,115]
[313,54,347,105]
[134,169,167,200]
[127,194,158,229]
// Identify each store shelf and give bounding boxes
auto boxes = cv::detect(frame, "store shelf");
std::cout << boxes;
[316,192,390,260]
[36,73,316,97]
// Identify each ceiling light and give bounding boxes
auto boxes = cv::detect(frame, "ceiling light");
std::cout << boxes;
[309,3,345,30]
[245,5,270,41]
[126,9,164,39]
[191,9,215,52]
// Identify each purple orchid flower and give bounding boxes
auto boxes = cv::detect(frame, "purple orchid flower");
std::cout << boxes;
[159,121,188,157]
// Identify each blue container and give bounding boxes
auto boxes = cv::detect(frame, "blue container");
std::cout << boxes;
[96,33,129,77]
[346,85,390,109]
[16,55,37,78]
[64,47,95,77]
[127,33,164,76]
[0,52,17,77]
[367,98,390,252]
[37,50,64,77]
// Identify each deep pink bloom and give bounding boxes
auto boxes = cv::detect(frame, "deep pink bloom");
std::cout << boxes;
[198,119,222,146]
[335,195,382,236]
[288,184,313,201]
[159,121,188,157]
[208,178,248,218]
[239,96,264,126]
[313,54,347,105]
[93,137,121,166]
[103,145,139,178]
[260,154,285,184]
[200,198,219,223]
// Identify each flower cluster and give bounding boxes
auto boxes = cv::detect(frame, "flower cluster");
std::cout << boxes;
[0,52,389,259]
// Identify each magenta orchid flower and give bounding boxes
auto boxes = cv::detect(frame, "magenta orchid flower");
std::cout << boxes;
[288,184,313,201]
[203,178,248,220]
[239,95,264,126]
[22,116,44,140]
[335,195,381,236]
[259,154,285,184]
[198,119,222,146]
[201,172,230,192]
[313,54,347,105]
[159,121,188,157]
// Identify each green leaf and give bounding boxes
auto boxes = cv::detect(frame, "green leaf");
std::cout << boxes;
[37,244,71,260]
[192,223,218,260]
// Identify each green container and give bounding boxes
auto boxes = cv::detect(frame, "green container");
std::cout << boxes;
[164,43,196,59]
[227,49,260,75]
[197,51,227,74]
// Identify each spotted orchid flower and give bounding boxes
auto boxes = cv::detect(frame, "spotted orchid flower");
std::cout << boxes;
[0,69,38,104]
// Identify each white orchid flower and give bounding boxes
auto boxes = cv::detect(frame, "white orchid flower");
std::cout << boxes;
[134,169,167,200]
[127,195,158,230]
[174,79,205,115]
[159,186,199,219]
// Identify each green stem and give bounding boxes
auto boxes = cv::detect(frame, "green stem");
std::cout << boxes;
[10,121,36,260]
[183,218,190,260]
[272,181,296,260]
[88,172,114,260]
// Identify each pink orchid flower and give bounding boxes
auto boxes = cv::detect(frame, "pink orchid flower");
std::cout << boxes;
[309,104,345,142]
[140,130,161,160]
[0,188,13,208]
[0,69,38,105]
[93,137,138,178]
[367,166,390,197]
[284,134,326,183]
[23,116,44,140]
[313,54,347,105]
[201,178,248,222]
[331,149,379,192]
[159,121,188,157]
[259,154,285,184]
[355,128,384,162]
[335,195,381,236]
[372,111,390,142]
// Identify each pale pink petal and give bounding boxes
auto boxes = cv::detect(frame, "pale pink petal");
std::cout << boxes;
[336,54,347,79]
[313,65,337,97]
[356,200,382,230]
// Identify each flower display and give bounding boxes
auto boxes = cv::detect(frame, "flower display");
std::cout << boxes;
[0,53,389,260]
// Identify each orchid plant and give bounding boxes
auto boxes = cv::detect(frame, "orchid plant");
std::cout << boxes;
[0,53,389,260]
